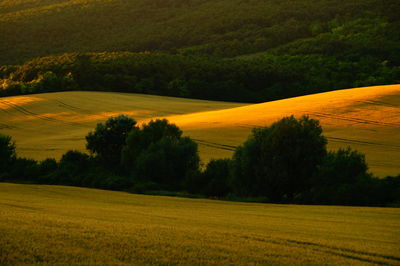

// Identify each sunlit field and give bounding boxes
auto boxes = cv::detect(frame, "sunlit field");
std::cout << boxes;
[163,84,400,177]
[0,183,399,265]
[0,91,243,161]
[1,85,399,177]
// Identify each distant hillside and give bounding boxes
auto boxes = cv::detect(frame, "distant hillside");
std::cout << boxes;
[0,0,399,64]
[0,85,399,177]
[1,0,399,102]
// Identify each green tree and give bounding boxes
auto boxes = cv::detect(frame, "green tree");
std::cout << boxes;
[57,150,90,186]
[122,119,199,190]
[0,134,16,175]
[8,158,40,182]
[86,115,136,167]
[231,115,327,202]
[201,158,232,197]
[313,147,369,186]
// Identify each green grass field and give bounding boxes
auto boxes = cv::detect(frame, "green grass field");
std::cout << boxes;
[0,183,399,265]
[0,85,399,177]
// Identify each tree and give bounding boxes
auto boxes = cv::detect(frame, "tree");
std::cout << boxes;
[8,158,40,182]
[313,147,369,186]
[86,115,136,167]
[297,147,374,205]
[0,134,16,175]
[231,115,327,202]
[122,119,200,190]
[57,150,90,186]
[122,119,182,166]
[201,159,232,197]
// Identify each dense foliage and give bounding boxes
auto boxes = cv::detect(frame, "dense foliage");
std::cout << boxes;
[86,115,137,167]
[1,0,400,102]
[1,51,399,103]
[231,116,327,201]
[1,0,399,64]
[0,134,16,175]
[1,116,399,207]
[122,119,200,190]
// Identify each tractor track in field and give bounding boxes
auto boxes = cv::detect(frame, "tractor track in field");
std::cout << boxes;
[356,99,400,108]
[192,139,237,151]
[326,136,400,150]
[53,99,92,113]
[0,104,14,115]
[194,135,400,153]
[306,111,400,127]
[0,99,87,128]
[54,99,185,117]
[0,122,15,129]
[241,235,400,265]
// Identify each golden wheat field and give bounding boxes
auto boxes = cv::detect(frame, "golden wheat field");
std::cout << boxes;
[164,84,400,177]
[0,183,399,265]
[0,91,244,159]
[0,85,399,176]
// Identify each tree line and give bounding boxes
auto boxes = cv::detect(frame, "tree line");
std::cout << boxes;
[1,0,399,103]
[1,52,399,103]
[1,115,399,206]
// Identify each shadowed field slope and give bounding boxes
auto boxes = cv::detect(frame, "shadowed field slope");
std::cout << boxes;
[0,183,399,265]
[0,85,399,177]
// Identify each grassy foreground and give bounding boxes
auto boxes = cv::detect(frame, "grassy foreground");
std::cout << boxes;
[0,183,399,265]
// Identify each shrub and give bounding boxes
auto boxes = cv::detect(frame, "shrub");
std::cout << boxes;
[7,158,40,182]
[296,147,382,206]
[199,159,232,197]
[377,175,400,206]
[57,150,90,186]
[0,134,16,175]
[312,147,369,186]
[38,158,58,184]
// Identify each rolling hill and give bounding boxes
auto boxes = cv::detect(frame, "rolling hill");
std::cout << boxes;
[164,84,400,177]
[0,85,399,177]
[1,0,399,104]
[0,91,244,160]
[1,183,399,264]
[1,0,398,65]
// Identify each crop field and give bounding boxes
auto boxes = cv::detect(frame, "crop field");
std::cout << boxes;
[0,91,244,161]
[1,85,399,177]
[0,183,399,265]
[165,84,400,177]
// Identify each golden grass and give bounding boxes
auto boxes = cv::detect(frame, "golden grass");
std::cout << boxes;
[160,84,400,177]
[0,85,399,177]
[0,183,399,265]
[0,91,244,160]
